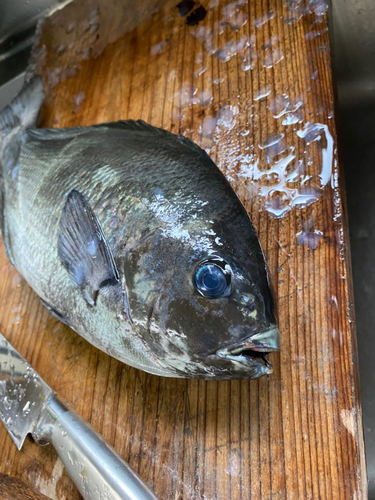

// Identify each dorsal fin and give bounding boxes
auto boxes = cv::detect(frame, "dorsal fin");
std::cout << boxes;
[28,126,91,141]
[97,119,208,156]
[98,119,167,135]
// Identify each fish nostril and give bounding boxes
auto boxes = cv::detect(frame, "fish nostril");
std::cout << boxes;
[240,294,256,312]
[245,300,256,312]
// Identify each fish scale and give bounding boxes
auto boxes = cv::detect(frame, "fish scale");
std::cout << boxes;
[0,76,279,380]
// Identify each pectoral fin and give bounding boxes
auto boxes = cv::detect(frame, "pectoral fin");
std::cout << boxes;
[58,189,119,306]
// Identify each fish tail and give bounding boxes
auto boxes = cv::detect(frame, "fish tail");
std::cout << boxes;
[0,75,44,133]
[0,76,44,255]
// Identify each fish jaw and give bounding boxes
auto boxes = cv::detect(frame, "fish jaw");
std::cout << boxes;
[215,325,279,377]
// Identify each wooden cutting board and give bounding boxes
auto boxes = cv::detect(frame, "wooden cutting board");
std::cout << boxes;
[0,0,367,498]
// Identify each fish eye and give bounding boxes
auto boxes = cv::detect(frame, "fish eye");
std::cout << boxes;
[194,258,231,298]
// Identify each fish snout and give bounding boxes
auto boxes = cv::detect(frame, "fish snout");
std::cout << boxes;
[243,326,279,352]
[216,325,279,375]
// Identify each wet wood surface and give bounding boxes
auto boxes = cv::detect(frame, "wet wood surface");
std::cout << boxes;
[0,0,367,498]
[0,474,53,500]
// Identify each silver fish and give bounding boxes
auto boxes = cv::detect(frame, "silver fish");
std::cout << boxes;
[0,76,279,380]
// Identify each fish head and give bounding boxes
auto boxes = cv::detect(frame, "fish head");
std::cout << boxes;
[55,182,277,380]
[122,206,279,380]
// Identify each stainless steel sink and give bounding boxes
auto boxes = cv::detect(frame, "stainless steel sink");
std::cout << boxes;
[332,0,375,496]
[0,0,374,496]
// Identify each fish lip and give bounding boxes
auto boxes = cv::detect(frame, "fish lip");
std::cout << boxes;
[215,326,279,375]
[216,348,273,375]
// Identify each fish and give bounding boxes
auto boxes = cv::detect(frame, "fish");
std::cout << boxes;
[0,76,279,380]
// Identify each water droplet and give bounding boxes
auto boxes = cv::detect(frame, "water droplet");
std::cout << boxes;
[3,396,13,411]
[198,89,213,106]
[253,86,271,100]
[0,380,6,396]
[228,12,248,31]
[190,26,211,40]
[193,65,207,78]
[260,172,280,186]
[222,1,240,19]
[305,30,320,41]
[23,401,31,417]
[211,77,224,85]
[261,40,274,55]
[312,0,329,16]
[253,9,274,28]
[171,83,197,110]
[216,105,238,130]
[265,190,291,218]
[73,91,85,114]
[18,386,26,401]
[11,274,26,288]
[240,47,258,71]
[216,35,249,62]
[259,133,288,163]
[12,315,21,325]
[150,40,168,56]
[204,36,217,56]
[282,111,303,125]
[214,19,228,35]
[285,159,306,185]
[171,109,184,121]
[216,42,235,62]
[296,230,323,249]
[285,0,311,23]
[195,52,204,64]
[247,34,257,47]
[198,117,217,138]
[268,94,290,118]
[296,121,324,143]
[262,47,284,68]
[167,69,178,82]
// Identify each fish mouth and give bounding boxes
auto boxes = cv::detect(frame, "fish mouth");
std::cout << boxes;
[216,326,279,375]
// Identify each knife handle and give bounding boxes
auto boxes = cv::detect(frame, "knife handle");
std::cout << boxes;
[34,395,159,500]
[0,473,52,500]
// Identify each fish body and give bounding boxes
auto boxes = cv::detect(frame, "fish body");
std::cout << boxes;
[0,77,279,380]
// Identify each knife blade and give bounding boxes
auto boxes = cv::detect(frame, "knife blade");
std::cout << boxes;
[0,332,159,500]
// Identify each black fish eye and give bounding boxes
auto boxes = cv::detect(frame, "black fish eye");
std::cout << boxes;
[194,258,231,298]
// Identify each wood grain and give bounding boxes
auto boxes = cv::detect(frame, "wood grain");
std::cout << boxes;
[0,474,53,500]
[0,0,367,499]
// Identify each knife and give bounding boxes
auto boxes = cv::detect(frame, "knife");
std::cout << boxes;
[0,332,159,500]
